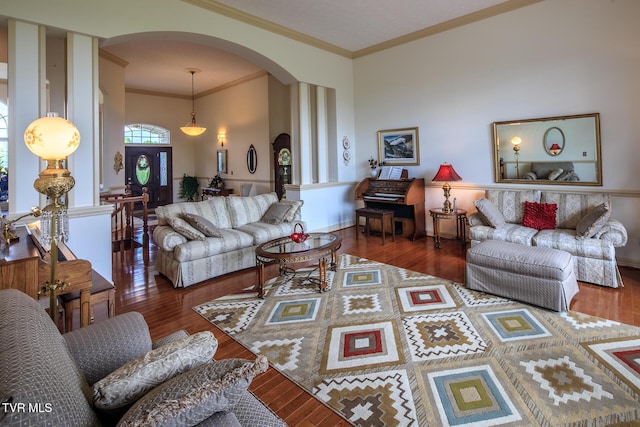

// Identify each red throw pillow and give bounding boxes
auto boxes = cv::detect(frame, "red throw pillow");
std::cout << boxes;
[522,201,557,230]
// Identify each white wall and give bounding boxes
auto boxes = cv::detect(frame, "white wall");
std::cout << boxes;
[354,0,640,266]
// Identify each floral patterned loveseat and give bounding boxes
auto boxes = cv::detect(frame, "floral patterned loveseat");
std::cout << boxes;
[153,192,303,288]
[468,189,627,288]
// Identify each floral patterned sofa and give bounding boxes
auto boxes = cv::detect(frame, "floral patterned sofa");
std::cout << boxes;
[153,192,303,288]
[468,189,628,288]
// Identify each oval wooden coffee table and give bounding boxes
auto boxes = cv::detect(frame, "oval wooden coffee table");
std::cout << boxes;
[255,233,342,298]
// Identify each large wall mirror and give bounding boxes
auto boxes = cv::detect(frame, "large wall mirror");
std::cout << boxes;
[493,113,602,186]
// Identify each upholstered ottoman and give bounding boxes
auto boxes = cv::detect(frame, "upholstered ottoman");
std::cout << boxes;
[465,240,579,311]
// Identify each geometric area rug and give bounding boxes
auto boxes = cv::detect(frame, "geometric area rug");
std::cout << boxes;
[194,254,640,426]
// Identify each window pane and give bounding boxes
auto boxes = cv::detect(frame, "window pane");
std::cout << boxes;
[125,123,170,144]
[136,154,151,185]
[160,151,167,186]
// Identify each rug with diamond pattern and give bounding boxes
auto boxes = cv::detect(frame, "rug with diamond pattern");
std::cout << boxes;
[193,254,640,426]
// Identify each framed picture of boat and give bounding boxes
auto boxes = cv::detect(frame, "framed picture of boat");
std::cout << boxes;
[377,127,419,166]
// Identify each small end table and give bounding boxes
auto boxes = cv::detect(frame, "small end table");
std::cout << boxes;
[255,233,342,298]
[429,208,467,249]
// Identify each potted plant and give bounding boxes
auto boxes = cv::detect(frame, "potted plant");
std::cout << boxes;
[178,174,199,201]
[209,174,225,190]
[0,156,8,202]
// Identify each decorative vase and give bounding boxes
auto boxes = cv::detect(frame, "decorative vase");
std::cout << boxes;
[370,168,379,178]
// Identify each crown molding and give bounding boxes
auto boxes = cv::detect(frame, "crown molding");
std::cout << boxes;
[184,0,542,59]
[182,0,354,59]
[353,0,543,58]
[98,49,129,67]
[125,70,268,99]
[198,70,267,97]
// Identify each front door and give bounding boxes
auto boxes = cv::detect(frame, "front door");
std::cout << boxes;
[125,146,173,209]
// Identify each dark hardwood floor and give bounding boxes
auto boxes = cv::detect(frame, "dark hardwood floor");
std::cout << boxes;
[113,227,640,426]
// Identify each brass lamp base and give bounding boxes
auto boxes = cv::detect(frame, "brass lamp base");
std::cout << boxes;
[441,182,453,213]
[34,161,75,202]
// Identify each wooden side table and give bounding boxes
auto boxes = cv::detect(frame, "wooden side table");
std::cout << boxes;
[429,208,467,249]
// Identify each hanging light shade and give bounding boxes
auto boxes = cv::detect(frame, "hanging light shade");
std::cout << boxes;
[180,69,207,136]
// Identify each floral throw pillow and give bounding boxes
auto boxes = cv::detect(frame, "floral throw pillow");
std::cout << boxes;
[93,331,218,410]
[260,203,293,225]
[181,213,222,237]
[576,203,610,239]
[522,201,557,230]
[117,356,269,427]
[166,217,206,240]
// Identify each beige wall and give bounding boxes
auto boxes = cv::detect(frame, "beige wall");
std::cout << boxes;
[195,73,274,196]
[120,73,280,201]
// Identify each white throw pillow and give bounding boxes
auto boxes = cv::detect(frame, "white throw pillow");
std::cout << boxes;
[548,168,564,180]
[473,198,506,228]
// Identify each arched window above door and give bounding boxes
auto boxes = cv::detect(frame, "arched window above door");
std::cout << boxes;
[124,123,170,144]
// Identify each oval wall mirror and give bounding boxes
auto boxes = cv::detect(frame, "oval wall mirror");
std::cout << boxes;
[543,127,565,156]
[247,144,257,174]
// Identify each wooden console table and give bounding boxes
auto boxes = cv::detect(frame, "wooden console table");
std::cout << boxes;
[0,226,92,328]
[201,188,233,200]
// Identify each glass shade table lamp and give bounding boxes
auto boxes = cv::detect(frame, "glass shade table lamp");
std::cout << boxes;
[431,162,462,213]
[24,112,80,321]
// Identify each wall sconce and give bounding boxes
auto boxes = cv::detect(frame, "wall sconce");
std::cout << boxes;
[218,131,226,147]
[24,112,80,321]
[511,136,521,179]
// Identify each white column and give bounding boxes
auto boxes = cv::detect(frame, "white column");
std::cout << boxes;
[315,85,328,183]
[297,82,313,185]
[66,32,99,208]
[7,20,45,214]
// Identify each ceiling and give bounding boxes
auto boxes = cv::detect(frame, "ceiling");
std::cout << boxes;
[99,0,535,96]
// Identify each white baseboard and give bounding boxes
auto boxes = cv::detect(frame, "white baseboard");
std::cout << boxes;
[617,256,640,270]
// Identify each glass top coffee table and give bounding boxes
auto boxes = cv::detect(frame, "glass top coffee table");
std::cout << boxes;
[254,233,342,298]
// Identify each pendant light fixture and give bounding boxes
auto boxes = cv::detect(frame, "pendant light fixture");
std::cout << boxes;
[180,69,207,136]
